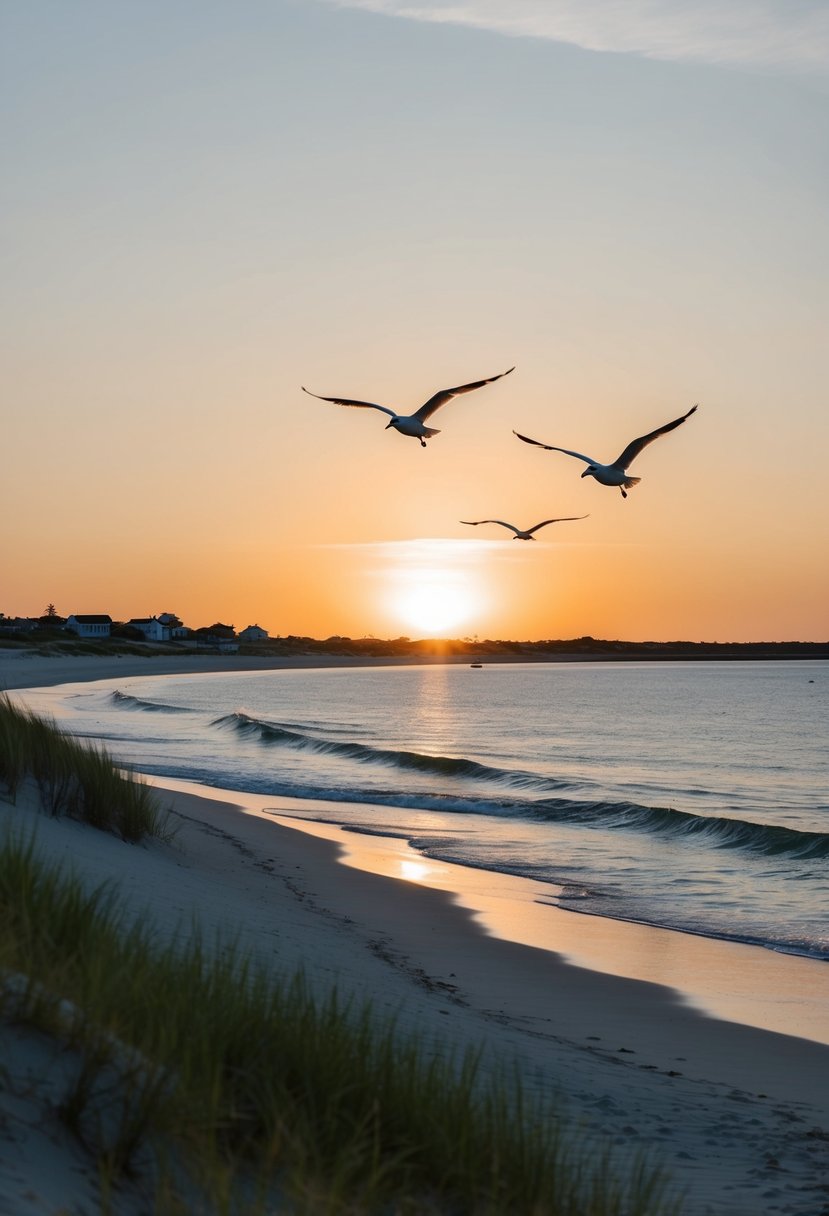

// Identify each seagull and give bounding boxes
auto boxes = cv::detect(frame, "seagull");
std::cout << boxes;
[514,404,698,498]
[302,367,515,446]
[461,516,588,540]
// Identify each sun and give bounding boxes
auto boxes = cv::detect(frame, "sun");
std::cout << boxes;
[370,538,491,638]
[391,577,475,636]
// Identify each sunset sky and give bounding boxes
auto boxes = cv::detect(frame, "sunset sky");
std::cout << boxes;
[3,1,828,641]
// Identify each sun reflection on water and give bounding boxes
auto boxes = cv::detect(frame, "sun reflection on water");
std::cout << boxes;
[399,859,432,883]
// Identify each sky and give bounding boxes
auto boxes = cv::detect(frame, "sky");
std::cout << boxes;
[2,0,828,642]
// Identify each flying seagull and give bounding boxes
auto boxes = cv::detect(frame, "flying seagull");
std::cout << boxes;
[461,516,588,540]
[514,404,698,498]
[302,367,515,446]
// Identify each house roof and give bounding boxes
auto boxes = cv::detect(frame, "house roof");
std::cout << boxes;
[69,615,112,624]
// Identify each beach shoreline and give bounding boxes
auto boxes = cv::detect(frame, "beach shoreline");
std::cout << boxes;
[1,642,826,698]
[0,648,453,692]
[2,651,828,1213]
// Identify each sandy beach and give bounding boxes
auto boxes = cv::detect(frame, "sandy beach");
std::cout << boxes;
[1,651,828,1215]
[0,648,441,693]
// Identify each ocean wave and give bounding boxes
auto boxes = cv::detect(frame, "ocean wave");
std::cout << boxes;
[207,712,829,861]
[111,690,195,714]
[211,710,572,791]
[528,799,829,860]
[209,712,829,861]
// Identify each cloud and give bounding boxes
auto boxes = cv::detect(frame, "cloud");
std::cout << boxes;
[318,538,503,564]
[317,538,598,568]
[321,0,829,71]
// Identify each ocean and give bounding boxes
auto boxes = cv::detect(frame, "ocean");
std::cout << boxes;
[28,660,828,963]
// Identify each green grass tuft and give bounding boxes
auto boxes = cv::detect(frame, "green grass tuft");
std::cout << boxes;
[0,693,172,842]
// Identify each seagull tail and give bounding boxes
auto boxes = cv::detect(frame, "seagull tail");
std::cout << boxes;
[622,475,641,490]
[422,426,441,438]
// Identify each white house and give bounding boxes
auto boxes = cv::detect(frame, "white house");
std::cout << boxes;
[127,617,167,642]
[66,614,112,639]
[239,624,269,642]
[157,613,188,638]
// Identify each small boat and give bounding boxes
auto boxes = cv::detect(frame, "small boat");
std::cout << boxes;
[470,662,483,669]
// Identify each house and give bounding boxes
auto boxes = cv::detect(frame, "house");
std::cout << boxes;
[156,612,188,639]
[213,639,239,654]
[191,623,239,653]
[191,635,240,654]
[239,624,269,642]
[127,617,167,643]
[126,614,189,643]
[65,614,112,639]
[0,616,39,634]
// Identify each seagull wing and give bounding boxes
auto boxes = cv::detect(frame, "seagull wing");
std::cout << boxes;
[461,519,519,534]
[513,432,597,466]
[415,367,515,421]
[612,404,698,470]
[302,387,395,419]
[526,516,589,534]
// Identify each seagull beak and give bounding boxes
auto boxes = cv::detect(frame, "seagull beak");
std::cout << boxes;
[580,468,590,478]
[385,420,394,429]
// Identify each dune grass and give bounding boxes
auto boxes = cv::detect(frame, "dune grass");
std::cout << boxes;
[0,693,171,842]
[0,832,679,1215]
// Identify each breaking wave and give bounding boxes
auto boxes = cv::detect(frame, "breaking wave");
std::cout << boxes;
[111,690,195,714]
[209,712,829,862]
[527,799,829,860]
[211,710,565,790]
